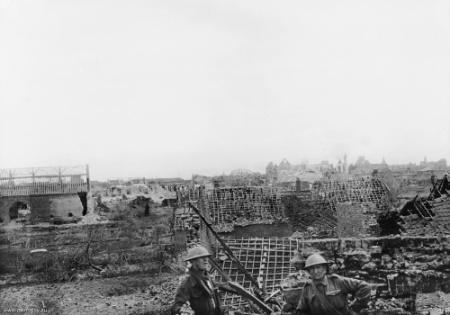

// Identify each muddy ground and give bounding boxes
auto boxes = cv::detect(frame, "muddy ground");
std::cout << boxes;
[0,272,180,315]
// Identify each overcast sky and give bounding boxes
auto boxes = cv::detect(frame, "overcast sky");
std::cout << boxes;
[1,0,449,180]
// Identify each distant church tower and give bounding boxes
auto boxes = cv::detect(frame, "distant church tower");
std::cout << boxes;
[343,154,348,174]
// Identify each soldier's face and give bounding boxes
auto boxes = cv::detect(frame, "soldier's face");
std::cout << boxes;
[308,264,327,280]
[191,257,209,271]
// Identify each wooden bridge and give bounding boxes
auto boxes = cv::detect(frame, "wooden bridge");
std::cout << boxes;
[0,165,90,197]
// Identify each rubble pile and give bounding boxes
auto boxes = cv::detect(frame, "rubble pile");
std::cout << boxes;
[341,245,450,287]
[365,298,410,314]
[401,195,450,235]
[99,184,176,208]
[339,244,450,313]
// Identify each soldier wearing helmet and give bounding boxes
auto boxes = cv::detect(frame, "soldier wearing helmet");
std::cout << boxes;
[280,251,310,313]
[171,245,223,315]
[296,253,371,315]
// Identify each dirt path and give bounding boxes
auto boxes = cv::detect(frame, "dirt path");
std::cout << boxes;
[0,273,180,315]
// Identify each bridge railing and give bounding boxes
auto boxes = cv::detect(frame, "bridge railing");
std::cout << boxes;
[0,165,90,196]
[0,181,88,196]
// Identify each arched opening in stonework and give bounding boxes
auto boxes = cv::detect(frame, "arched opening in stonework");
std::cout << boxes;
[9,201,29,221]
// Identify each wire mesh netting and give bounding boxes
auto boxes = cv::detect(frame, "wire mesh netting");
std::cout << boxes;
[204,187,284,225]
[311,178,391,211]
[214,237,309,308]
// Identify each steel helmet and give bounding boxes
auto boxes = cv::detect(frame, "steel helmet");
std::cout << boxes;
[184,245,211,261]
[304,253,328,269]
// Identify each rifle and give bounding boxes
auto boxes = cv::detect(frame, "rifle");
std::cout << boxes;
[189,202,263,297]
[208,251,274,314]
